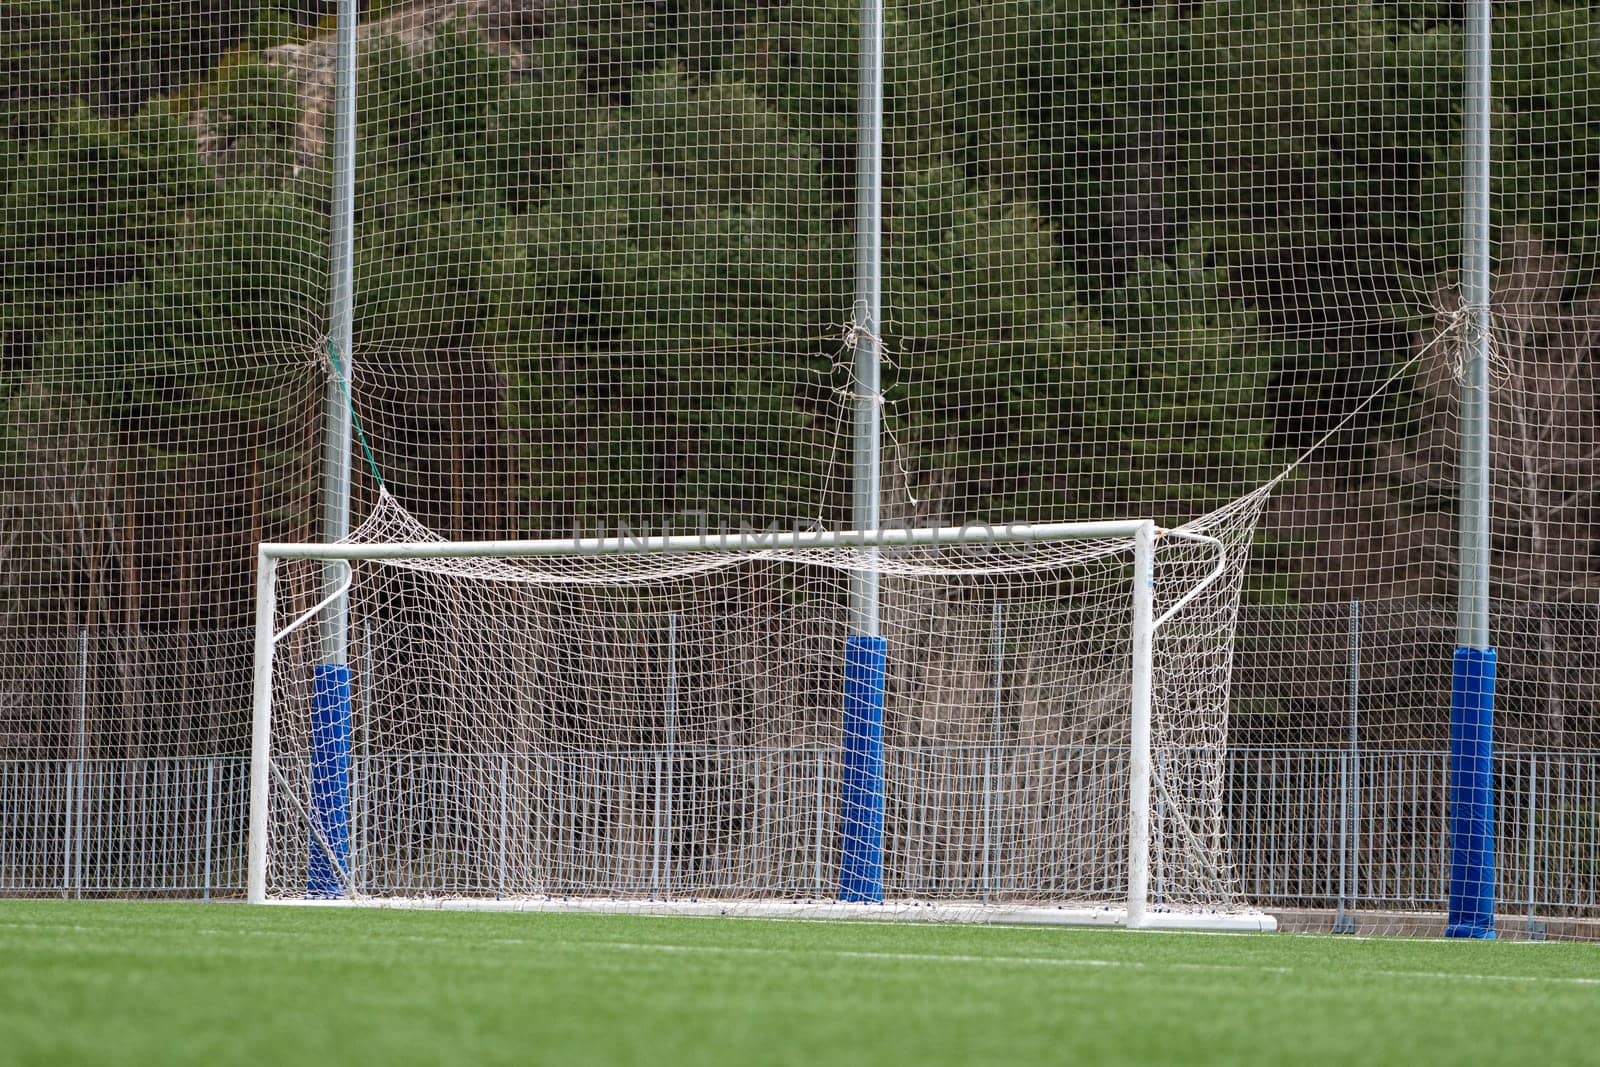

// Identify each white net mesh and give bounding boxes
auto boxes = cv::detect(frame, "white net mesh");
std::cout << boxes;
[258,491,1261,918]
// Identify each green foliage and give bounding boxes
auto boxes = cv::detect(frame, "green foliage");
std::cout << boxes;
[1497,4,1600,288]
[477,56,850,531]
[205,59,304,182]
[192,186,327,345]
[65,0,258,115]
[2,102,205,370]
[0,1,90,142]
[8,0,1600,607]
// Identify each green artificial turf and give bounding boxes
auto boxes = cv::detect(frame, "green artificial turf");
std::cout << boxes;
[0,900,1596,1066]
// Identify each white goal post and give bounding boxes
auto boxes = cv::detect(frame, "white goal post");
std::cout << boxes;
[247,518,1274,932]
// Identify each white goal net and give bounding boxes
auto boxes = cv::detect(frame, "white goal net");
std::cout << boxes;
[250,491,1269,929]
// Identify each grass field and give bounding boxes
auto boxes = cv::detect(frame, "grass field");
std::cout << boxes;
[1,901,1597,1066]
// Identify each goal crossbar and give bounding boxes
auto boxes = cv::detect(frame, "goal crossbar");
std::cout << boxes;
[254,519,1159,562]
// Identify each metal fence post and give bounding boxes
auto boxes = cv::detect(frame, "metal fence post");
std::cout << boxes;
[983,601,1003,906]
[1334,599,1360,933]
[814,747,826,895]
[1336,750,1352,932]
[70,626,89,899]
[203,758,215,901]
[498,752,510,900]
[62,762,74,899]
[663,613,677,900]
[1526,753,1545,940]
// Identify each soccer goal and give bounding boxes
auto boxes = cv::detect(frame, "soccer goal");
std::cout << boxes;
[246,505,1274,931]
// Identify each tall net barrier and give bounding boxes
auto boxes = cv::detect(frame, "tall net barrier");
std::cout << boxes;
[4,1,1600,937]
[1,1,329,894]
[254,493,1261,924]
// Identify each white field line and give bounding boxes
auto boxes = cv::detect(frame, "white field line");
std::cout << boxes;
[588,941,1600,989]
[597,940,1293,977]
[2,919,1597,989]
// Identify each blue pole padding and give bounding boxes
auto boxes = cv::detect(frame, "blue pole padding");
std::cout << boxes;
[308,664,353,898]
[1447,647,1496,939]
[840,634,888,903]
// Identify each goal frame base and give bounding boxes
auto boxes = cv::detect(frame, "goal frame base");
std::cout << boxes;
[257,895,1277,932]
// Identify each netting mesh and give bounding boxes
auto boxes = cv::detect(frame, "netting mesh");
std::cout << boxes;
[259,492,1256,913]
[3,0,1600,935]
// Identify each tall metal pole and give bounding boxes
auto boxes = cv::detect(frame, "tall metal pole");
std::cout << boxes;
[308,0,359,899]
[1447,0,1497,939]
[839,0,887,904]
[850,0,884,635]
[323,0,357,660]
[1458,7,1492,652]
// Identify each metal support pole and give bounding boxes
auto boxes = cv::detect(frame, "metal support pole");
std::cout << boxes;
[62,763,74,899]
[1448,0,1497,940]
[203,758,215,902]
[1349,600,1361,921]
[983,602,1003,906]
[1127,522,1156,928]
[663,613,677,900]
[814,748,826,894]
[324,0,358,591]
[246,554,277,904]
[1336,752,1351,932]
[73,626,87,898]
[497,753,509,900]
[1526,755,1544,939]
[309,0,359,900]
[849,0,884,637]
[840,0,886,905]
[651,754,664,897]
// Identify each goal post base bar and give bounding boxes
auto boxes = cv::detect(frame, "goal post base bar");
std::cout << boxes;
[258,896,1277,932]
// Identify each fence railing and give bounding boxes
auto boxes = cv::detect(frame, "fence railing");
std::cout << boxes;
[4,747,1598,921]
[0,757,250,898]
[1227,748,1600,921]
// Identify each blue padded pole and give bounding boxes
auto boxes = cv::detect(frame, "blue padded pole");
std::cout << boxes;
[1448,0,1496,940]
[310,0,359,898]
[840,0,885,905]
[308,664,352,897]
[840,635,888,902]
[1447,649,1496,938]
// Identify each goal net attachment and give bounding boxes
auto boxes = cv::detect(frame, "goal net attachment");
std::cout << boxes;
[247,497,1273,931]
